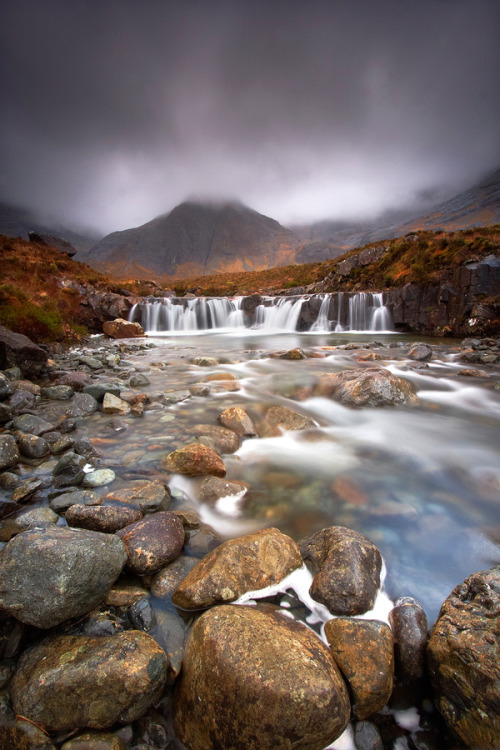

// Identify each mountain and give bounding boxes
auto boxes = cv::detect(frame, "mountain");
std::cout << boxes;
[294,168,500,259]
[0,201,99,254]
[84,201,301,279]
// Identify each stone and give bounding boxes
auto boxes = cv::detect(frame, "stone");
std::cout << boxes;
[408,344,433,361]
[151,555,199,598]
[82,469,116,487]
[11,478,43,503]
[0,526,127,628]
[57,371,93,391]
[163,388,191,403]
[280,347,306,359]
[50,434,75,454]
[189,383,210,397]
[10,631,167,732]
[192,356,219,366]
[300,526,382,615]
[66,392,98,417]
[11,413,54,435]
[0,435,19,471]
[16,433,50,459]
[0,372,14,399]
[0,402,13,423]
[65,504,142,533]
[11,379,41,395]
[218,406,257,436]
[60,732,124,750]
[105,581,150,608]
[102,392,131,415]
[163,442,226,477]
[103,319,145,339]
[172,527,303,610]
[315,368,418,408]
[129,373,150,388]
[324,617,394,719]
[0,718,57,749]
[7,388,36,413]
[0,506,58,541]
[83,383,121,402]
[79,355,103,370]
[353,721,383,750]
[260,405,316,436]
[53,451,87,487]
[49,489,102,512]
[174,604,350,750]
[388,596,428,687]
[105,479,170,511]
[198,475,248,504]
[427,567,500,749]
[116,511,185,574]
[40,385,74,400]
[192,423,241,453]
[0,325,48,378]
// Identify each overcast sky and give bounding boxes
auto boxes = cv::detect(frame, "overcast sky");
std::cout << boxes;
[1,0,499,235]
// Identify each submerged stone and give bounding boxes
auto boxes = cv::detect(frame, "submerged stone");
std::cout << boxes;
[163,442,226,477]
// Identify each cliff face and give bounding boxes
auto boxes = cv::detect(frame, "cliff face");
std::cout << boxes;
[84,201,301,279]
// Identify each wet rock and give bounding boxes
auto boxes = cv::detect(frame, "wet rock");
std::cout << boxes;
[0,372,14,399]
[11,631,167,731]
[408,344,433,361]
[116,511,185,574]
[105,580,150,607]
[388,597,428,688]
[163,442,226,477]
[83,382,122,401]
[151,555,199,598]
[60,732,125,750]
[280,347,306,360]
[7,388,36,413]
[11,477,43,503]
[0,325,48,378]
[49,489,102,512]
[105,479,170,511]
[260,405,316,436]
[65,504,142,533]
[103,318,145,338]
[427,566,500,749]
[102,393,131,415]
[0,718,57,749]
[53,451,87,487]
[353,720,383,750]
[57,371,93,391]
[163,388,191,403]
[300,526,382,615]
[73,436,100,458]
[325,617,394,719]
[172,527,302,610]
[82,469,116,487]
[192,423,241,453]
[0,506,58,541]
[218,406,257,437]
[12,378,41,395]
[50,434,75,454]
[316,368,418,408]
[11,413,54,435]
[40,384,74,400]
[189,383,210,397]
[129,373,150,388]
[198,475,248,504]
[79,355,104,370]
[192,356,219,366]
[0,436,19,471]
[16,433,50,459]
[66,392,99,417]
[0,526,127,628]
[0,402,13,423]
[174,604,350,750]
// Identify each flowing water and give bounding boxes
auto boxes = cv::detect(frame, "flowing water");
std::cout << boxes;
[81,322,499,626]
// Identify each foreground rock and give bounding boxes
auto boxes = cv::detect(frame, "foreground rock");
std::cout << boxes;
[116,511,185,574]
[0,527,127,628]
[300,526,382,615]
[65,504,142,532]
[174,604,350,750]
[172,527,303,610]
[102,318,145,338]
[0,325,48,378]
[325,617,394,719]
[315,367,418,407]
[11,631,167,732]
[427,566,500,749]
[162,442,227,477]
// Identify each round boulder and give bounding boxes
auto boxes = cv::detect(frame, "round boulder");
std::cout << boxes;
[315,367,418,408]
[162,442,226,477]
[174,604,350,750]
[116,511,185,574]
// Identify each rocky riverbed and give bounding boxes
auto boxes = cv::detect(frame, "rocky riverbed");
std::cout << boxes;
[0,324,499,749]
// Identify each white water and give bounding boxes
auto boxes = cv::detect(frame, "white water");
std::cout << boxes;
[129,292,393,333]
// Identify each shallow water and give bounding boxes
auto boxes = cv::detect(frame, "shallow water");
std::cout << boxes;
[61,329,500,627]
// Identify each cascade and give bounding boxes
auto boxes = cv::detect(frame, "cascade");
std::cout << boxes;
[129,292,393,333]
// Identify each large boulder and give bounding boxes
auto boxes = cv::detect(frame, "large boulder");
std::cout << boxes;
[427,567,500,749]
[0,326,48,378]
[10,631,167,732]
[102,318,144,338]
[315,367,418,408]
[174,604,350,750]
[172,527,303,610]
[300,526,382,615]
[0,526,127,628]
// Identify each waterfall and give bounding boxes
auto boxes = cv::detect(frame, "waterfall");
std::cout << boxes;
[129,292,393,333]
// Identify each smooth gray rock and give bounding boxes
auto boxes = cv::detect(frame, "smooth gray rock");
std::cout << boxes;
[66,393,98,417]
[11,414,55,436]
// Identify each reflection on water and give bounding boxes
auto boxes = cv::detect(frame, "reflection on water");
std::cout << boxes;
[78,331,500,624]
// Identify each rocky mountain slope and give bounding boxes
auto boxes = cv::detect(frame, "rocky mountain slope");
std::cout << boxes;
[83,201,301,279]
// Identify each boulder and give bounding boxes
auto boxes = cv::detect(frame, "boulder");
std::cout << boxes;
[408,344,432,361]
[162,442,226,477]
[0,325,48,378]
[28,231,77,256]
[260,405,316,436]
[315,368,418,407]
[324,617,394,719]
[116,511,185,574]
[198,475,248,505]
[105,479,170,512]
[300,526,382,615]
[218,406,257,437]
[66,392,98,417]
[427,567,500,749]
[0,526,127,628]
[172,527,303,610]
[65,504,142,533]
[103,319,144,339]
[192,423,241,453]
[174,604,350,750]
[10,631,167,732]
[57,371,93,391]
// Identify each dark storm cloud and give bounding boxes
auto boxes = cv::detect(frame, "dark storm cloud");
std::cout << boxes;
[1,0,499,233]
